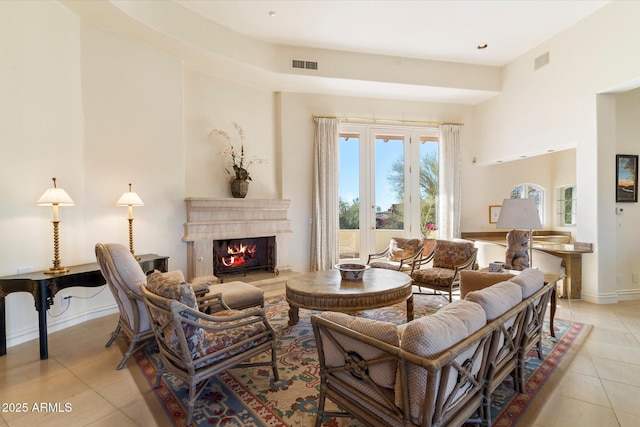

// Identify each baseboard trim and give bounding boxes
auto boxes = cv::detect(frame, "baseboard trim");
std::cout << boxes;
[7,304,118,348]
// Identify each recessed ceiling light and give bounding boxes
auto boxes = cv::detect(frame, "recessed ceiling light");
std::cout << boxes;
[477,44,488,50]
[268,10,277,17]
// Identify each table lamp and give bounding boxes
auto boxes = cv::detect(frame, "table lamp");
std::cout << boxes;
[37,177,75,274]
[116,183,144,260]
[495,198,542,269]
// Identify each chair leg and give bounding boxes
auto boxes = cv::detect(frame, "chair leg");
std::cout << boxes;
[315,387,327,427]
[270,340,280,380]
[115,335,140,370]
[187,383,197,426]
[155,363,164,388]
[105,324,121,348]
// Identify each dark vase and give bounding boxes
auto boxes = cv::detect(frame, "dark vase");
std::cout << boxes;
[230,179,249,198]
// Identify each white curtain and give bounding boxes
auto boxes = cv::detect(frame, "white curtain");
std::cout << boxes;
[438,124,462,239]
[310,117,340,271]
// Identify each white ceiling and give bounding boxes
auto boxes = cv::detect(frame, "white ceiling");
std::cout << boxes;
[177,0,610,67]
[61,0,611,104]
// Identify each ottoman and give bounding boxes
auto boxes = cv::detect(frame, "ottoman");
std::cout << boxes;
[192,276,264,309]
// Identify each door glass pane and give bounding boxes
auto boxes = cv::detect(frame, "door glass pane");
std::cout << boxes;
[339,135,360,259]
[374,135,404,252]
[420,139,439,238]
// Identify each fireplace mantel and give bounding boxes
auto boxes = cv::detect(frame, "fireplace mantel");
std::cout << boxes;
[183,198,292,280]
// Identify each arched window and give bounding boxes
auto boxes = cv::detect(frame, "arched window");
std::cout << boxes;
[510,183,545,225]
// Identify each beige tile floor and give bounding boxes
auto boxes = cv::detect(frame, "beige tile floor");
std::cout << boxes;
[1,289,639,426]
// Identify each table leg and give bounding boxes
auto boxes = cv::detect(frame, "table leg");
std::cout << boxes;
[288,305,299,326]
[0,296,6,356]
[406,295,414,322]
[36,283,49,360]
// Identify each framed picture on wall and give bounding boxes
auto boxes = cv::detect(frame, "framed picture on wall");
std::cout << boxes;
[489,205,501,223]
[616,154,638,203]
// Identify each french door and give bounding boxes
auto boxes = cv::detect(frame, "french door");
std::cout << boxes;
[338,124,439,262]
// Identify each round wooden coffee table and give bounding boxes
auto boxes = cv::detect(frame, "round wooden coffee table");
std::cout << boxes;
[285,268,413,326]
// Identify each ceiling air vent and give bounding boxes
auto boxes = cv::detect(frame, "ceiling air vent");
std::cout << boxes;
[291,59,318,70]
[534,52,550,70]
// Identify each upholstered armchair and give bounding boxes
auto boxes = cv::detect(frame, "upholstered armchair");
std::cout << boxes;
[141,271,278,426]
[96,243,165,369]
[410,239,478,302]
[367,237,424,272]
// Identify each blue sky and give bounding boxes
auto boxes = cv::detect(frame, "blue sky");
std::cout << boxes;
[339,137,438,212]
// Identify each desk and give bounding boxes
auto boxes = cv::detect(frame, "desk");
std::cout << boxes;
[0,253,168,360]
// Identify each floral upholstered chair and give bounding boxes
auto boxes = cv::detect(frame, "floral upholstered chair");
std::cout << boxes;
[141,271,278,426]
[410,239,478,302]
[367,237,424,272]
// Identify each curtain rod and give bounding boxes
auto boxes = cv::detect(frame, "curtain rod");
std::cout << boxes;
[312,115,464,127]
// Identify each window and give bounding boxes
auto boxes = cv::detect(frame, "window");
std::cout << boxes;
[557,185,576,226]
[509,183,545,224]
[338,124,439,261]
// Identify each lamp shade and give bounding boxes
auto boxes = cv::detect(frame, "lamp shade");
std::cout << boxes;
[36,178,74,206]
[495,198,542,230]
[116,192,144,206]
[116,183,144,206]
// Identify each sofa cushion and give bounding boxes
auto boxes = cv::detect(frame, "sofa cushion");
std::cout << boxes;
[320,312,399,389]
[459,270,516,298]
[399,300,486,420]
[465,281,523,321]
[509,268,544,298]
[388,237,422,262]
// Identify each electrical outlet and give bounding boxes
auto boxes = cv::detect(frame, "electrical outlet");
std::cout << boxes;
[17,266,32,274]
[633,274,639,284]
[617,273,623,284]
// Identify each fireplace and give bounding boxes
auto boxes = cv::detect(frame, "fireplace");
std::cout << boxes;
[183,198,292,281]
[213,236,277,280]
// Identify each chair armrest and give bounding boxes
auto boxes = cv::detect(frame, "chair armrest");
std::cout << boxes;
[452,249,479,281]
[398,244,425,269]
[367,246,391,263]
[409,251,436,273]
[173,302,268,331]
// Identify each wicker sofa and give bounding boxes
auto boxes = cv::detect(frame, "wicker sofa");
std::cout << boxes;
[311,268,553,427]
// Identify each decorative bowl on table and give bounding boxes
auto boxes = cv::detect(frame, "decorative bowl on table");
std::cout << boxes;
[334,263,370,280]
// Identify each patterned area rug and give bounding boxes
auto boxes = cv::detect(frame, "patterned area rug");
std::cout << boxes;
[133,294,591,427]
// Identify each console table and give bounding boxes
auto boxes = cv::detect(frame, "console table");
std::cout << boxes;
[0,253,168,360]
[461,232,593,299]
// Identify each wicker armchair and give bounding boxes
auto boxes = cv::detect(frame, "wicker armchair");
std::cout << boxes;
[141,271,278,426]
[367,237,424,272]
[311,300,495,427]
[410,240,478,302]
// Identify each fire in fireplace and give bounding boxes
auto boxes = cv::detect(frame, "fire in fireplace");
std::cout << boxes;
[213,236,277,280]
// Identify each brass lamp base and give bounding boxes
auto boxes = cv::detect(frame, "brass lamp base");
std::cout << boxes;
[44,266,70,275]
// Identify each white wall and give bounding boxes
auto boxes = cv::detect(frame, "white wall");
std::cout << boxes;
[615,88,640,297]
[466,1,640,303]
[0,1,186,346]
[183,68,278,199]
[460,149,576,236]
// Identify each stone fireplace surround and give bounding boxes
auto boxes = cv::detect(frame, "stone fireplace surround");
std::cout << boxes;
[182,198,292,280]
